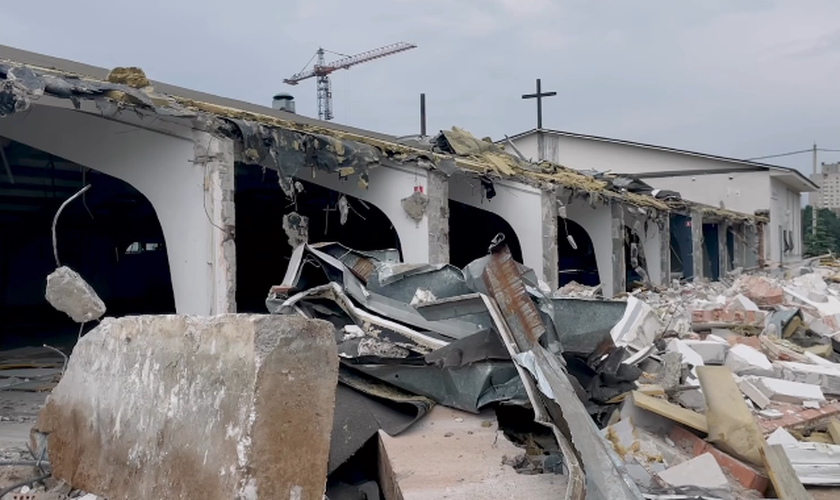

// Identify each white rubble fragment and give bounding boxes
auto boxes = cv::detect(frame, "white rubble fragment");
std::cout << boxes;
[45,266,106,323]
[706,334,729,344]
[611,296,663,352]
[748,376,826,404]
[724,344,774,377]
[805,351,838,367]
[410,288,437,307]
[759,409,784,420]
[738,379,770,409]
[775,361,840,395]
[777,442,840,486]
[657,453,729,491]
[684,340,729,365]
[667,338,704,386]
[767,427,798,445]
[728,294,760,312]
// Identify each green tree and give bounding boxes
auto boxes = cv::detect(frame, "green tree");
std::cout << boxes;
[803,205,840,256]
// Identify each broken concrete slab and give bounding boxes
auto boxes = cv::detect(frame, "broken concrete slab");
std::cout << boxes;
[775,442,840,486]
[674,388,706,412]
[683,340,729,365]
[749,377,826,405]
[775,361,840,395]
[44,266,106,323]
[657,453,730,492]
[377,406,566,500]
[738,379,771,410]
[724,344,775,377]
[611,296,663,352]
[34,314,339,500]
[767,428,800,446]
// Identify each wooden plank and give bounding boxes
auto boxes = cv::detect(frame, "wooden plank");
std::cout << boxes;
[761,444,814,500]
[631,391,708,433]
[828,418,840,445]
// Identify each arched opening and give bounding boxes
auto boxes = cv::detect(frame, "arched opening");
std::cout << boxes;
[235,165,402,313]
[0,138,175,350]
[448,200,523,268]
[557,217,600,287]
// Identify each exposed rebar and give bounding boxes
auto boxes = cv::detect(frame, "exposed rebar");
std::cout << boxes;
[52,184,91,267]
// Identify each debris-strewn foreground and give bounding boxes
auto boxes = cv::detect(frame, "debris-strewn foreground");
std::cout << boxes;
[5,241,840,499]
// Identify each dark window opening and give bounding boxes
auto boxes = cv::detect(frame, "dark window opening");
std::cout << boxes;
[235,164,401,313]
[448,200,523,268]
[625,225,649,290]
[670,214,692,280]
[0,138,175,351]
[557,217,600,287]
[703,223,720,281]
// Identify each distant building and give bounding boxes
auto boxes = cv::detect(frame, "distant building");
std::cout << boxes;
[504,128,817,265]
[810,162,840,211]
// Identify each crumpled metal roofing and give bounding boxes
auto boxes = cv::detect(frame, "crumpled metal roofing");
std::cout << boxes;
[0,58,668,212]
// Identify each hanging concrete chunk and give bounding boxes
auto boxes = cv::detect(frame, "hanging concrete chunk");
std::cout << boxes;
[44,266,106,323]
[33,314,338,500]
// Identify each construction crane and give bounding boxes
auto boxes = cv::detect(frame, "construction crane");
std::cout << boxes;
[284,42,417,121]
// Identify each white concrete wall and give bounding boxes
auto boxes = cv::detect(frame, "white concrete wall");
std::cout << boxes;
[300,164,431,264]
[641,172,771,216]
[563,197,615,296]
[0,104,232,316]
[770,176,803,262]
[449,174,544,280]
[514,133,746,175]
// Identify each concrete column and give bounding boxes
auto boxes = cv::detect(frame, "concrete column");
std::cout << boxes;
[196,131,236,313]
[660,213,671,286]
[426,170,450,265]
[690,210,704,281]
[611,201,626,296]
[732,224,746,270]
[718,221,729,278]
[541,188,559,291]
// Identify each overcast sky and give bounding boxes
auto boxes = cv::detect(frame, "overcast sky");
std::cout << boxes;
[4,1,840,173]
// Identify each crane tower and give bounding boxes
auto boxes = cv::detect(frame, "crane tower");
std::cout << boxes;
[284,42,417,121]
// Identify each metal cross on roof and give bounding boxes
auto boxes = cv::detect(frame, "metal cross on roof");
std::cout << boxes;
[521,78,557,130]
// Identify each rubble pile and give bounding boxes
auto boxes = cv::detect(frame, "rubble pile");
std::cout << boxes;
[265,246,840,500]
[7,245,840,499]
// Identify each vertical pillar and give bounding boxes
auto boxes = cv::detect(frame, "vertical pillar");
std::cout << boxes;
[660,213,671,286]
[197,133,237,314]
[426,170,450,264]
[541,188,559,291]
[611,201,626,296]
[718,221,729,278]
[690,210,704,281]
[757,222,766,268]
[732,224,746,270]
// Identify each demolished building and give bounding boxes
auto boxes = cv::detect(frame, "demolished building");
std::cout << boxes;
[5,44,829,500]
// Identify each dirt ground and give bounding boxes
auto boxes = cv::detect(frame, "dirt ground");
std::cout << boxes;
[0,390,48,496]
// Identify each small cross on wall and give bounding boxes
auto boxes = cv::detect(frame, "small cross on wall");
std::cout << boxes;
[521,78,557,130]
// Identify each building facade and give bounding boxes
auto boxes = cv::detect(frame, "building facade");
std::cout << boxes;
[810,162,840,211]
[506,129,817,265]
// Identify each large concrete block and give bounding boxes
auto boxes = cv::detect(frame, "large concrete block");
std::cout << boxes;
[33,314,338,500]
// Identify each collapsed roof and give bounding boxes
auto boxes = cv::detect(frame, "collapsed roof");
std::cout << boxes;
[0,54,763,225]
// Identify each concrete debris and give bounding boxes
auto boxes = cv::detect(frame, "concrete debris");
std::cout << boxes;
[282,211,309,247]
[33,314,339,500]
[400,190,429,223]
[657,453,730,492]
[16,242,840,500]
[44,266,106,323]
